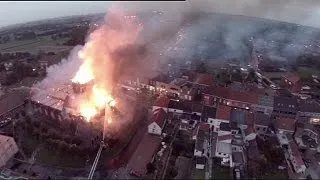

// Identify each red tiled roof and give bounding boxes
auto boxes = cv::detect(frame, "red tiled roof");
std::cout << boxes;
[216,105,231,120]
[154,96,170,108]
[277,117,295,132]
[284,73,301,84]
[229,91,260,104]
[199,123,210,132]
[194,73,215,86]
[289,141,305,167]
[203,86,260,104]
[203,86,230,98]
[217,134,232,141]
[127,133,161,174]
[151,108,167,128]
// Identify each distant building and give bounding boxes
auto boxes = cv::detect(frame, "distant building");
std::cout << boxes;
[273,96,298,118]
[282,73,302,93]
[0,135,19,167]
[298,99,320,118]
[251,95,274,115]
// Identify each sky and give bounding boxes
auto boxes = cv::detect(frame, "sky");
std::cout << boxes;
[1,1,320,28]
[0,1,110,27]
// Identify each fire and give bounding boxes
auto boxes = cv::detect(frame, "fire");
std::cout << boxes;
[71,9,141,121]
[71,51,94,84]
[80,103,98,121]
[92,85,115,108]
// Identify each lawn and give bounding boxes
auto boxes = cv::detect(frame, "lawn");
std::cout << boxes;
[212,165,230,179]
[22,133,42,157]
[36,148,87,168]
[192,169,205,180]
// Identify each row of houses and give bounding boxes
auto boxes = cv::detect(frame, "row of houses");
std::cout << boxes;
[149,94,320,176]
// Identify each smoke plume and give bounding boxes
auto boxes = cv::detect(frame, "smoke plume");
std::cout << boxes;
[34,0,320,91]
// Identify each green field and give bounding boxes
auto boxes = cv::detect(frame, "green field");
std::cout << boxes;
[296,67,320,78]
[0,36,69,53]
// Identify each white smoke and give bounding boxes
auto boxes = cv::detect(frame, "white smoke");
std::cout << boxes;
[34,45,83,89]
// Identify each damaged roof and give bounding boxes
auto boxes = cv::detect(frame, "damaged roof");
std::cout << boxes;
[31,84,73,111]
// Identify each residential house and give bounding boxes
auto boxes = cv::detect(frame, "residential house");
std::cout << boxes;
[251,95,274,115]
[232,151,245,167]
[298,99,320,118]
[201,105,217,124]
[168,100,191,114]
[230,109,247,132]
[273,96,298,118]
[148,109,167,136]
[207,104,231,132]
[218,122,232,136]
[215,135,233,167]
[288,141,306,174]
[275,117,295,135]
[253,113,273,136]
[282,73,302,93]
[194,123,210,157]
[203,86,260,110]
[149,74,178,96]
[152,96,170,112]
[294,117,319,149]
[0,135,19,167]
[196,156,206,170]
[121,76,152,91]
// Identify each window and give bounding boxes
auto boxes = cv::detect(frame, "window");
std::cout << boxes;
[256,127,260,131]
[263,127,266,131]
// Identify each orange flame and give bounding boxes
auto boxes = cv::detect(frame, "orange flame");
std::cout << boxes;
[71,10,141,121]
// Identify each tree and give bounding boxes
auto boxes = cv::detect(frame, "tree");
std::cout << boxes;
[306,174,313,180]
[21,111,26,117]
[195,62,207,73]
[25,116,31,124]
[167,167,178,179]
[146,163,155,174]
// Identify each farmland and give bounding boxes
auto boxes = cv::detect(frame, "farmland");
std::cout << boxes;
[0,36,71,54]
